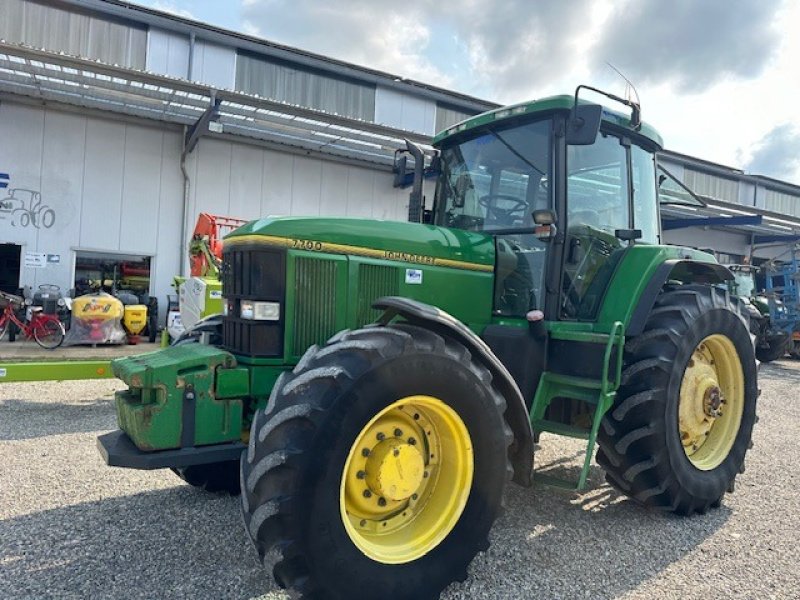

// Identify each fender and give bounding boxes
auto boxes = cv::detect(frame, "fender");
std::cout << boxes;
[374,296,534,487]
[627,259,734,336]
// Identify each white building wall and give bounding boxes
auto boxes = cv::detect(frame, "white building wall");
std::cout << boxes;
[0,101,184,304]
[0,102,416,313]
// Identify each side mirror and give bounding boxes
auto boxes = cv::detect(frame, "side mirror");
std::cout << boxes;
[533,209,557,241]
[566,104,602,146]
[532,209,557,225]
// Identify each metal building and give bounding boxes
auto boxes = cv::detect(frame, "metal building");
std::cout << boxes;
[0,0,494,308]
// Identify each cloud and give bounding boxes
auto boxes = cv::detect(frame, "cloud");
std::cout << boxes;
[743,123,800,183]
[592,0,783,93]
[240,1,451,87]
[239,0,594,99]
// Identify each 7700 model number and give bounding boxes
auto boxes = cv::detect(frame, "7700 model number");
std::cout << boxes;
[291,239,323,251]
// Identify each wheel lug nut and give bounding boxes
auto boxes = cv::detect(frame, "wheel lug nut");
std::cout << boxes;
[363,490,372,498]
[411,493,418,500]
[376,432,385,441]
[356,470,366,479]
[408,437,416,445]
[393,449,400,457]
[362,448,370,457]
[394,428,403,437]
[413,413,420,420]
[378,497,387,507]
[360,519,366,526]
[423,471,429,478]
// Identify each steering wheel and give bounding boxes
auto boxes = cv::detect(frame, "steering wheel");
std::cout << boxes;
[478,194,529,225]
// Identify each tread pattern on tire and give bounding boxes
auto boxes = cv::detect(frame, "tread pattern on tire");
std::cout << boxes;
[596,284,758,516]
[240,323,513,599]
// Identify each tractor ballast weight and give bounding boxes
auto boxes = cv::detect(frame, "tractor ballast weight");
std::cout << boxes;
[98,89,759,599]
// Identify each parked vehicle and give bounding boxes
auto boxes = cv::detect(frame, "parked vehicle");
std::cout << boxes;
[0,290,65,348]
[98,88,758,599]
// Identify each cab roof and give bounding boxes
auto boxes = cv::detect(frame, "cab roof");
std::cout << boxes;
[432,94,663,149]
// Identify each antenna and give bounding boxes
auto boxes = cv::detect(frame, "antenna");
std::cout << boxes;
[605,62,640,107]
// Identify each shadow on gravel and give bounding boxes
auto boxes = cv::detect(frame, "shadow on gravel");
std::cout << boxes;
[761,360,800,383]
[0,397,114,441]
[447,455,733,599]
[0,487,276,599]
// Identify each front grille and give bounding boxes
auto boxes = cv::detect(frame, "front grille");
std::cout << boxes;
[222,245,285,357]
[293,257,338,354]
[356,263,399,326]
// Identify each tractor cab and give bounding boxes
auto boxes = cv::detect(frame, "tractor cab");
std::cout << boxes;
[431,90,662,323]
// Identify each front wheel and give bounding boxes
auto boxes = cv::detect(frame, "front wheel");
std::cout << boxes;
[33,318,65,349]
[597,285,758,515]
[241,324,512,600]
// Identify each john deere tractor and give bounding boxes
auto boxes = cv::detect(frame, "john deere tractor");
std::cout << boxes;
[98,87,758,599]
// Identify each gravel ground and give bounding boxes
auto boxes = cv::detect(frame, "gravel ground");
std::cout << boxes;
[1,360,799,599]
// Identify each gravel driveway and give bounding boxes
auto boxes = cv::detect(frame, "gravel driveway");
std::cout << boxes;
[1,360,798,599]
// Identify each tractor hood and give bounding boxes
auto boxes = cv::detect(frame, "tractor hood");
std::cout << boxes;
[225,217,496,272]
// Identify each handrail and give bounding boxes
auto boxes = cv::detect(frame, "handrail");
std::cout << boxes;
[601,321,625,395]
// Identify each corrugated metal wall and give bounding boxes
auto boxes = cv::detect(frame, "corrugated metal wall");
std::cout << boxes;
[435,104,477,134]
[236,52,376,121]
[375,86,436,134]
[683,168,740,203]
[764,189,800,217]
[0,0,147,69]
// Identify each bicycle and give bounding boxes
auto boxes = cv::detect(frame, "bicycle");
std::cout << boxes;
[0,290,65,349]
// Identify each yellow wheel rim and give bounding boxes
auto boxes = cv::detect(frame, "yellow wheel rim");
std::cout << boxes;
[340,395,474,564]
[678,334,745,470]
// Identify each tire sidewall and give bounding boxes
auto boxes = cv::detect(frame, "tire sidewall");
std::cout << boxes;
[663,308,758,500]
[300,352,508,599]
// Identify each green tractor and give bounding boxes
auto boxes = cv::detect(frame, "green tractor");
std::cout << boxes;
[98,87,758,599]
[729,263,791,362]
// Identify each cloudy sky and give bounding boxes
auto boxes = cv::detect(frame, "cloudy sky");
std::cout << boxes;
[137,0,800,184]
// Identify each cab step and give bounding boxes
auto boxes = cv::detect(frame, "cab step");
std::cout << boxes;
[530,321,625,491]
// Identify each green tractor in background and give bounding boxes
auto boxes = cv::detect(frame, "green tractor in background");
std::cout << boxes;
[729,263,791,362]
[98,87,758,599]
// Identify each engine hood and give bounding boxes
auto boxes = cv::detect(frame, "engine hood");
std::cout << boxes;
[225,217,496,272]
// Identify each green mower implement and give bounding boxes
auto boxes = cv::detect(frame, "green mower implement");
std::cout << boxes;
[98,87,758,599]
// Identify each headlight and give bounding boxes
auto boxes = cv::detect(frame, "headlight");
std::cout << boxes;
[240,300,280,321]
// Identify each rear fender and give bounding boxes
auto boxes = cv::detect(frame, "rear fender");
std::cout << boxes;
[627,259,733,336]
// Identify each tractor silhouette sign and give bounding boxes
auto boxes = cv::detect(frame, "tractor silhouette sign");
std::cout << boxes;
[0,188,56,229]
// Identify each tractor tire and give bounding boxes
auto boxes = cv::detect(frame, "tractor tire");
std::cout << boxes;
[755,336,789,363]
[597,285,758,516]
[171,461,240,495]
[241,324,513,600]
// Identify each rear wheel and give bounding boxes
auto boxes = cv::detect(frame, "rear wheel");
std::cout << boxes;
[241,324,512,599]
[597,285,758,515]
[170,461,240,495]
[33,318,65,349]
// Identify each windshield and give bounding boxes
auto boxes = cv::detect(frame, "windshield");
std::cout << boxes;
[732,271,756,297]
[435,118,552,231]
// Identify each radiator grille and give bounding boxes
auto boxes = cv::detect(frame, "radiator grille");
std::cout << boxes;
[221,246,285,357]
[356,264,399,326]
[293,257,338,353]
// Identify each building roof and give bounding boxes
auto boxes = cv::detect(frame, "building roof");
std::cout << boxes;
[64,0,499,114]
